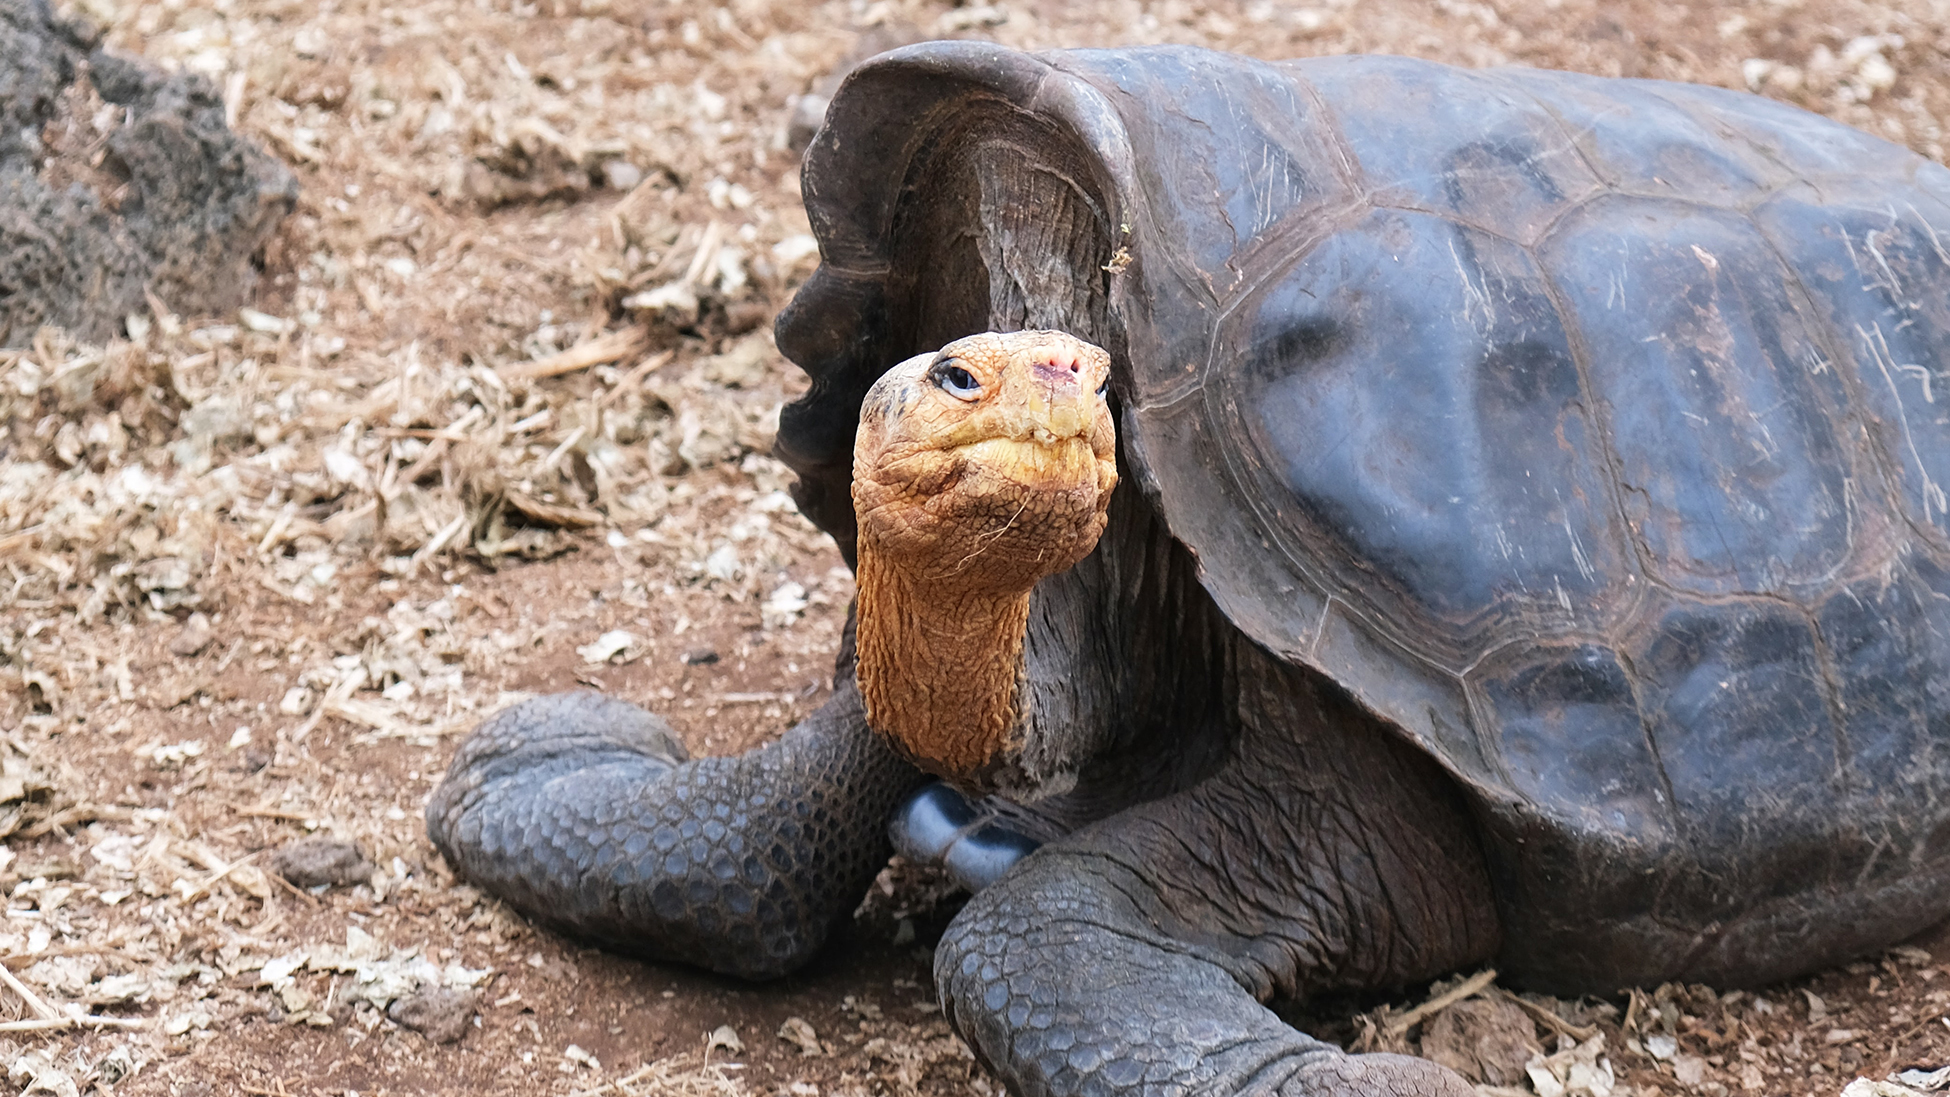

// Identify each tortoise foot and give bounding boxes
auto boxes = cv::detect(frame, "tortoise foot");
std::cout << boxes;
[1283,1052,1475,1097]
[891,783,1040,891]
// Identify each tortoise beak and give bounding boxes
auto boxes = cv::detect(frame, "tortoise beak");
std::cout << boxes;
[1024,363,1090,442]
[1022,339,1093,440]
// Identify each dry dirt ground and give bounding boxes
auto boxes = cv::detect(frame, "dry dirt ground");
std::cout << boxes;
[3,0,1950,1094]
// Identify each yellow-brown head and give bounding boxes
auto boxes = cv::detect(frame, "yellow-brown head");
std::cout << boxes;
[851,331,1118,787]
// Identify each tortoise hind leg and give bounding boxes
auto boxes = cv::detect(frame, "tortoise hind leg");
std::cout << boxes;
[934,647,1499,1095]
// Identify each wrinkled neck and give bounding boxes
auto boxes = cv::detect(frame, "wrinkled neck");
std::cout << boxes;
[853,543,1031,781]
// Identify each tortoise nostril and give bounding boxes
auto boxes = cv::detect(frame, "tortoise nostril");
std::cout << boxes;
[1033,360,1081,385]
[1036,346,1081,373]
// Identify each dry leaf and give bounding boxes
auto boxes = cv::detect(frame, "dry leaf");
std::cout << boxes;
[778,1016,826,1057]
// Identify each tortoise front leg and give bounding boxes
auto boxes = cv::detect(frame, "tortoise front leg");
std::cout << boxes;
[427,678,926,980]
[934,650,1500,1096]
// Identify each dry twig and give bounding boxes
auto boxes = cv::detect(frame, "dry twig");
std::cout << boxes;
[1385,968,1499,1036]
[1491,987,1599,1043]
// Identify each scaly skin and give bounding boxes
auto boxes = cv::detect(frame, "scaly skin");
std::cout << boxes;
[426,676,925,979]
[935,646,1498,1097]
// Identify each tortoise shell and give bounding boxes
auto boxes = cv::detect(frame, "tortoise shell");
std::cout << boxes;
[774,43,1950,984]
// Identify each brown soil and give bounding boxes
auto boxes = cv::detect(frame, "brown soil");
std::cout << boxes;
[3,0,1950,1095]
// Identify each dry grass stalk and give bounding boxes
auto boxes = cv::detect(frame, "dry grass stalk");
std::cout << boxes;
[0,962,62,1021]
[176,849,263,903]
[500,326,653,381]
[0,962,143,1031]
[568,1052,749,1097]
[0,1016,148,1032]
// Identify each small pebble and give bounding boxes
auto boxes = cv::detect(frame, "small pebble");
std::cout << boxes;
[601,160,643,190]
[168,613,214,657]
[270,838,373,888]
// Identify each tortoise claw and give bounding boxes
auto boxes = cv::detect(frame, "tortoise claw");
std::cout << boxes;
[892,783,1040,891]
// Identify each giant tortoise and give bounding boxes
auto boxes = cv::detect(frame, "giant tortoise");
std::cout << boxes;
[429,42,1950,1095]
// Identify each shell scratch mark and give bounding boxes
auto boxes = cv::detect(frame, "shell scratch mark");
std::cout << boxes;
[1860,321,1948,522]
[1906,202,1950,266]
[1448,239,1495,333]
[1305,595,1337,659]
[1830,474,1859,586]
[1855,834,1892,890]
[1862,220,1912,307]
[1842,224,1919,311]
[1258,144,1276,235]
[1558,490,1597,582]
[1898,363,1936,403]
[1748,404,1780,461]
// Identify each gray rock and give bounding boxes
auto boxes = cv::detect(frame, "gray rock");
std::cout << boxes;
[387,987,476,1044]
[269,838,373,889]
[0,0,297,347]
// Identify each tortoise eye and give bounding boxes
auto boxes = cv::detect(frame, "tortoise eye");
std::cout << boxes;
[1096,375,1110,398]
[932,360,981,400]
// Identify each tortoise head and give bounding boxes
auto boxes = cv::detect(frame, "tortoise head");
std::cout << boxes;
[850,330,1118,789]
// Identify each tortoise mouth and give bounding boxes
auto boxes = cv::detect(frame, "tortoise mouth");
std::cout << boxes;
[951,435,1103,493]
